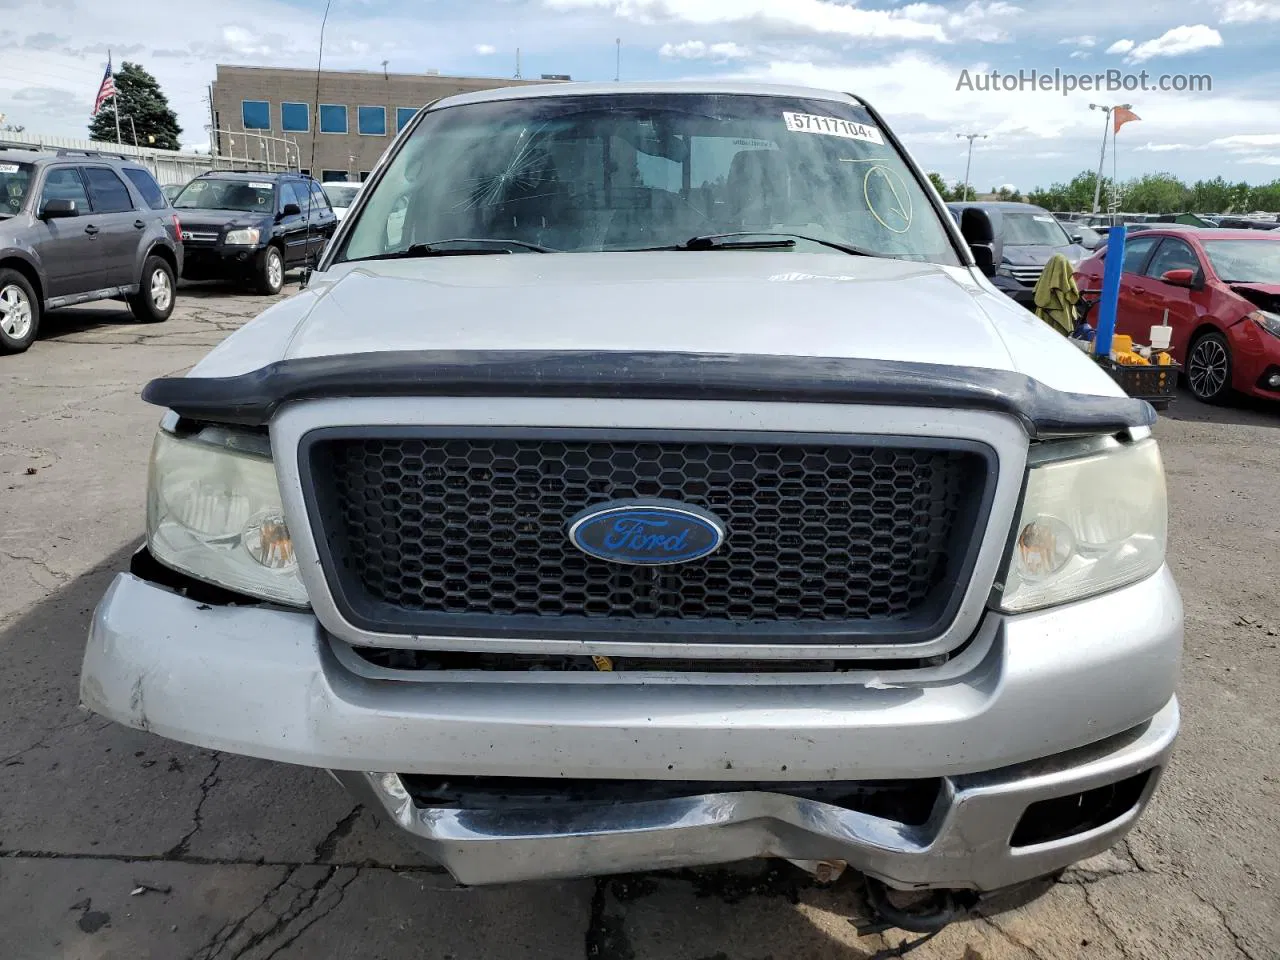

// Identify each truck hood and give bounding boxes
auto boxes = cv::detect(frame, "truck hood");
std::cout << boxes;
[191,251,1124,398]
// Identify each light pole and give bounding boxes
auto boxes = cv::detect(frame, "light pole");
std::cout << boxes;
[1089,103,1131,216]
[956,133,987,201]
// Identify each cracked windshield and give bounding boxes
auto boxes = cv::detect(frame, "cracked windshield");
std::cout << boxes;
[340,94,958,263]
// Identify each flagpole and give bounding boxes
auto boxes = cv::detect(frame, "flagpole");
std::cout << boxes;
[110,51,121,144]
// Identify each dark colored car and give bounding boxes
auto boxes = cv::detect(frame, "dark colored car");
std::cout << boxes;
[1074,227,1280,403]
[173,171,337,294]
[947,201,1089,308]
[0,147,182,353]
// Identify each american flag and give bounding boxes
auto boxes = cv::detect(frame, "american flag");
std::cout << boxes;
[93,58,117,116]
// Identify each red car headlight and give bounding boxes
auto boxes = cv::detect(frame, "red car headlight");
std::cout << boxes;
[1249,310,1280,339]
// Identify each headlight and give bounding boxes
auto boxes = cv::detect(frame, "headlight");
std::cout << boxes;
[1249,310,1280,338]
[224,227,260,245]
[999,438,1167,613]
[146,425,308,606]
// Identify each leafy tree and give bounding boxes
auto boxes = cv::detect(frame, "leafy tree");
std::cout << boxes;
[88,62,181,150]
[926,171,951,199]
[1247,180,1280,212]
[1122,173,1188,214]
[1189,176,1233,213]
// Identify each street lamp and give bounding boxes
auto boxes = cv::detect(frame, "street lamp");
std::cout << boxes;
[1088,103,1132,216]
[956,133,987,202]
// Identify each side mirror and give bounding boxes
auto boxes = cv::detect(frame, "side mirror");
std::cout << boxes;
[40,198,79,219]
[1160,268,1196,288]
[281,203,302,218]
[1070,234,1084,244]
[959,207,996,277]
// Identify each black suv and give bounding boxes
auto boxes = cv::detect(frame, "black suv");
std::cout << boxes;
[0,147,183,354]
[172,171,337,295]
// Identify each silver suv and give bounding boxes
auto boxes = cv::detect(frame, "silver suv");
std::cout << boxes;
[0,147,182,353]
[81,82,1180,926]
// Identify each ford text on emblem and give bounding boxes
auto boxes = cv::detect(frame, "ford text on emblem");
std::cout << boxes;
[567,499,727,566]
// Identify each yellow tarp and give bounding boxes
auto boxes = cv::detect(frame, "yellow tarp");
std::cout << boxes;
[1032,253,1080,336]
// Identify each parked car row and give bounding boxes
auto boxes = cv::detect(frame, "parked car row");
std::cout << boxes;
[0,148,340,353]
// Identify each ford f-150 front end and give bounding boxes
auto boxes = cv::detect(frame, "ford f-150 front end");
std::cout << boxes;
[80,82,1180,898]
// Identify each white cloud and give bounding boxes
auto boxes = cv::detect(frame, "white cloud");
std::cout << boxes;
[1135,142,1200,152]
[474,43,497,55]
[541,0,948,41]
[1106,38,1135,54]
[1217,0,1280,22]
[1058,34,1097,47]
[659,40,751,60]
[1126,24,1223,63]
[1069,50,1089,59]
[1237,155,1280,165]
[221,25,273,57]
[1210,133,1280,149]
[895,1,1023,42]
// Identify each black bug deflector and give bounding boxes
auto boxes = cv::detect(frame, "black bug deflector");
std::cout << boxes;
[141,350,1156,438]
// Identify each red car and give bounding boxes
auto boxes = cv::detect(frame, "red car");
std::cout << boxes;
[1074,227,1280,402]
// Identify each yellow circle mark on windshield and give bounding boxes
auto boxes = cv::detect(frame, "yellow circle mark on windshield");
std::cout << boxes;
[864,165,913,234]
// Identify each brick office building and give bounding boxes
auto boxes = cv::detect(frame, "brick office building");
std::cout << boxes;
[209,64,555,183]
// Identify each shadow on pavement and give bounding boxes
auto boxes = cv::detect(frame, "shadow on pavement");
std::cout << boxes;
[1161,385,1280,428]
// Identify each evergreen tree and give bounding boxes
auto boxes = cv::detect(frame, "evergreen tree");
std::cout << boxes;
[88,62,181,150]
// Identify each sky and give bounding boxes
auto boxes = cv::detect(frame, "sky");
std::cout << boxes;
[4,0,1280,192]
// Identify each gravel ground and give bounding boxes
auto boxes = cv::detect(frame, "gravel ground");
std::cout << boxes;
[1,286,1277,960]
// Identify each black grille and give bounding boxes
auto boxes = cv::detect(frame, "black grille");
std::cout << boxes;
[304,432,992,642]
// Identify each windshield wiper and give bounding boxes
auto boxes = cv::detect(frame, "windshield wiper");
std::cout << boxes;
[347,238,555,263]
[642,232,885,257]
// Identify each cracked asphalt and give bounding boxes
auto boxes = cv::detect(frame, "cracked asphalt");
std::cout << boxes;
[1,284,1278,960]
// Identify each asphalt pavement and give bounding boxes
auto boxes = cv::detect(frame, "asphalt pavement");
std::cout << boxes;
[1,286,1276,959]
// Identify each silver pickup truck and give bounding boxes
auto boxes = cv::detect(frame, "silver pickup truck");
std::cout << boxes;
[80,82,1180,920]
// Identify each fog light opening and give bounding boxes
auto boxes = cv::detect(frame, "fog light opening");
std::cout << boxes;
[1010,771,1152,847]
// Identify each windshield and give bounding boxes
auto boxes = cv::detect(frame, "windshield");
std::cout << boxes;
[175,178,276,212]
[1002,211,1072,246]
[324,183,360,207]
[0,161,33,216]
[1202,239,1280,284]
[339,93,960,264]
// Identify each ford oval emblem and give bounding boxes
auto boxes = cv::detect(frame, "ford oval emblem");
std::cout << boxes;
[567,499,727,566]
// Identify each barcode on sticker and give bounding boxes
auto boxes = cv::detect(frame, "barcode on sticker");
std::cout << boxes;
[783,112,883,145]
[249,182,273,189]
[0,164,19,173]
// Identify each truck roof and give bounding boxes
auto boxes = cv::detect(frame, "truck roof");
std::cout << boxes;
[433,80,860,111]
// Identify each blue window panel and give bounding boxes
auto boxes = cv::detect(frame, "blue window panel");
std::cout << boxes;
[280,101,310,133]
[357,106,386,136]
[396,107,418,131]
[318,104,348,134]
[242,100,270,131]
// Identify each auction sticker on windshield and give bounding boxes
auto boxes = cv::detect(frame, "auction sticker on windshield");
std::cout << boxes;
[0,164,19,173]
[249,182,273,189]
[783,112,884,145]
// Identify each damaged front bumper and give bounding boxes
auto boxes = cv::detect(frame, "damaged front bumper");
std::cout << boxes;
[81,566,1181,889]
[336,699,1175,889]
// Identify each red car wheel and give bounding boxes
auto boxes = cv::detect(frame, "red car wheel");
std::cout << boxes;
[1186,331,1233,403]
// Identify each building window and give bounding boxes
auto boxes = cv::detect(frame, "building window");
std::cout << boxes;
[318,104,347,134]
[396,107,418,132]
[242,100,271,131]
[321,169,348,183]
[280,102,310,133]
[359,171,372,182]
[357,106,386,136]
